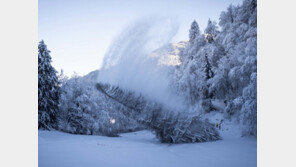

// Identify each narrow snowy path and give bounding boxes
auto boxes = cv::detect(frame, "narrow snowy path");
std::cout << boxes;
[39,130,256,167]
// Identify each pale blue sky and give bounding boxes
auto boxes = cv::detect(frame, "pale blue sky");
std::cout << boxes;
[39,0,242,76]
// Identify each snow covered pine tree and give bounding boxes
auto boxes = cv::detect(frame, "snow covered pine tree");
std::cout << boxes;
[38,40,60,129]
[189,20,200,44]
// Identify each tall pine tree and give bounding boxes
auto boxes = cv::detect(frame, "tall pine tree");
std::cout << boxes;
[189,20,200,44]
[38,40,60,129]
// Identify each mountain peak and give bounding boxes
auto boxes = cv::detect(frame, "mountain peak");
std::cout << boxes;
[149,41,187,66]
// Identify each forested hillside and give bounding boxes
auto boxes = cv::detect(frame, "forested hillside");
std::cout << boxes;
[170,0,257,136]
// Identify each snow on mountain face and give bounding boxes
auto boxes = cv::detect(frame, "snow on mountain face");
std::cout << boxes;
[149,41,187,66]
[85,41,187,83]
[83,42,187,82]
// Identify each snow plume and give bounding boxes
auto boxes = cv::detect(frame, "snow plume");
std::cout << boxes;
[98,16,183,109]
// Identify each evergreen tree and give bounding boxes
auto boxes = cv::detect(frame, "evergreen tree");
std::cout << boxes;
[203,54,214,81]
[189,20,200,44]
[199,53,215,113]
[204,19,219,43]
[38,40,60,129]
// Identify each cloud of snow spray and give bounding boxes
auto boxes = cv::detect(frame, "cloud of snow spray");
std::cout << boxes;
[98,16,184,110]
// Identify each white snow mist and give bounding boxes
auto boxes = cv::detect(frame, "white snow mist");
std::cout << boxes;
[97,17,184,109]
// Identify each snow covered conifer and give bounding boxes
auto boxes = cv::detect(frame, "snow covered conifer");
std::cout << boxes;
[203,54,214,81]
[204,19,218,42]
[38,40,60,129]
[189,20,200,44]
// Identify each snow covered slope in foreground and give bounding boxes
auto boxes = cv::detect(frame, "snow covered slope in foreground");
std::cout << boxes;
[39,130,256,167]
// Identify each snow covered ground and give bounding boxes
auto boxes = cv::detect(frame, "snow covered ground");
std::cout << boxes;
[39,129,256,167]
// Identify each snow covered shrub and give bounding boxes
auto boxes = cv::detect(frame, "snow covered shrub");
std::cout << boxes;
[201,99,215,113]
[225,97,244,117]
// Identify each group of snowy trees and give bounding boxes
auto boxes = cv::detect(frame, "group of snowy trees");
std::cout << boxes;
[38,0,256,141]
[171,0,257,136]
[57,72,140,136]
[38,42,140,136]
[38,40,221,143]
